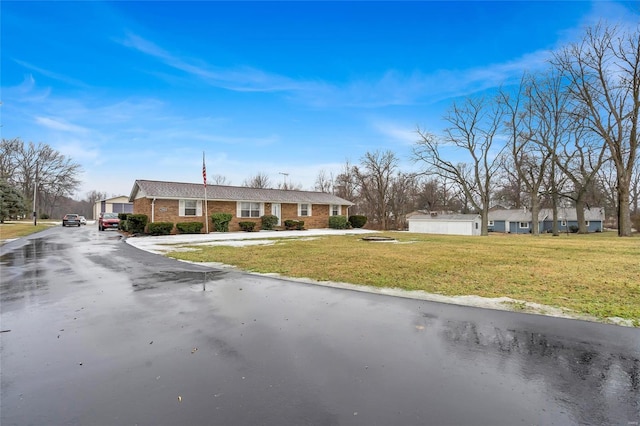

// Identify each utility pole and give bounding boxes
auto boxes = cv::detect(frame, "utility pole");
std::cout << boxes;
[33,162,37,226]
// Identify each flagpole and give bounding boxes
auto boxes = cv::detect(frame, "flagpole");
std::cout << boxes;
[203,152,209,234]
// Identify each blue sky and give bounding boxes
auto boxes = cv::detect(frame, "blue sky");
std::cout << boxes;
[2,1,638,199]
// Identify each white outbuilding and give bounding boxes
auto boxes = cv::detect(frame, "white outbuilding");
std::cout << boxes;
[407,213,482,236]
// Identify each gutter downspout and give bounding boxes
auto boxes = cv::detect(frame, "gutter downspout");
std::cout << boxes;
[151,198,156,223]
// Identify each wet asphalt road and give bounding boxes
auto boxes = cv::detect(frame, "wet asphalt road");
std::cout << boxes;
[1,225,639,426]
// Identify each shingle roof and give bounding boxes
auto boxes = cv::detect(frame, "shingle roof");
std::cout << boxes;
[129,179,354,206]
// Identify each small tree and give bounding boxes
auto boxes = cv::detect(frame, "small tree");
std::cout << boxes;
[0,179,26,222]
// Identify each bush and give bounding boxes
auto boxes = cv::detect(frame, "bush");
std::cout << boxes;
[239,221,257,232]
[147,222,174,236]
[118,213,132,231]
[211,213,233,232]
[176,222,204,234]
[569,225,579,233]
[348,215,367,228]
[261,214,278,230]
[127,214,148,234]
[39,213,50,219]
[329,215,349,229]
[284,219,304,230]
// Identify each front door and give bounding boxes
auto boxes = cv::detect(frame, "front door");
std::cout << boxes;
[271,203,281,226]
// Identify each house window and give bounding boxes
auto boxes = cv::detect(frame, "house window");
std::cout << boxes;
[488,220,494,227]
[561,220,567,226]
[331,205,341,216]
[179,200,202,217]
[585,221,590,226]
[298,203,312,217]
[475,222,479,229]
[239,202,261,218]
[519,222,529,229]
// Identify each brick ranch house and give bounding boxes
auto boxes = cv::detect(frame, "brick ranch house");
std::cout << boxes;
[128,179,354,233]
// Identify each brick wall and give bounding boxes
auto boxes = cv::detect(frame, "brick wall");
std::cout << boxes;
[133,197,349,233]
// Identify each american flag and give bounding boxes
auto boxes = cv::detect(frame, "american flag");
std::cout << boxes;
[202,152,207,187]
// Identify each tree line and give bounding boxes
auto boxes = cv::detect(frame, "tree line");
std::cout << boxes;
[310,23,638,237]
[0,138,105,221]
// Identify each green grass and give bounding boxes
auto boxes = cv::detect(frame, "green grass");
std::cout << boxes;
[0,220,56,242]
[168,231,640,322]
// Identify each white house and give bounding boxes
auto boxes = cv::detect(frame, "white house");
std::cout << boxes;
[407,213,482,236]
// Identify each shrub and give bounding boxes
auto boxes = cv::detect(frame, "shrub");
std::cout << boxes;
[39,213,50,219]
[569,225,579,233]
[147,222,174,236]
[127,214,148,234]
[284,219,304,230]
[329,215,349,229]
[211,213,233,232]
[176,222,204,234]
[117,213,131,230]
[239,221,257,232]
[348,215,367,228]
[261,214,278,230]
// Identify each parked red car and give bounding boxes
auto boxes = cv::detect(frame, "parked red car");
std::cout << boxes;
[98,212,120,231]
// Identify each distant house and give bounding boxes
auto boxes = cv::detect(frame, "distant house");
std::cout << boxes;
[128,179,354,232]
[488,207,605,234]
[93,196,134,220]
[407,213,482,236]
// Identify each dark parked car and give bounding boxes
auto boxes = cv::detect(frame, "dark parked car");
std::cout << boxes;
[62,214,81,227]
[98,212,120,231]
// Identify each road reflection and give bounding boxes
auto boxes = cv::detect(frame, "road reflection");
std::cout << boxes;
[439,317,640,425]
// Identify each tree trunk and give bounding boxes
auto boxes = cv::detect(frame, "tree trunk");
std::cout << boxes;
[481,203,489,236]
[575,198,586,234]
[530,195,540,236]
[618,182,632,237]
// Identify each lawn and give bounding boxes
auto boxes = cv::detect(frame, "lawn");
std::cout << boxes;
[168,231,640,323]
[0,220,56,243]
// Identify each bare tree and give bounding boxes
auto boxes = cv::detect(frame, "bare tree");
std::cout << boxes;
[500,77,555,236]
[388,172,420,230]
[1,138,82,217]
[334,160,359,208]
[209,174,231,185]
[353,150,399,230]
[314,169,334,193]
[413,96,505,235]
[242,172,272,189]
[552,23,639,236]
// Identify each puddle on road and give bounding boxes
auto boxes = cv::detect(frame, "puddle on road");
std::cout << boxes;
[131,270,227,291]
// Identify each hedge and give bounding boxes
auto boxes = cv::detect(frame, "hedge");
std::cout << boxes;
[239,221,257,232]
[261,214,278,230]
[176,222,204,234]
[126,214,148,234]
[284,219,304,230]
[329,215,349,229]
[147,222,174,236]
[348,215,367,228]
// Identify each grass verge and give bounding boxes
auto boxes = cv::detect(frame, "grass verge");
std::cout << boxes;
[168,231,640,323]
[0,220,57,243]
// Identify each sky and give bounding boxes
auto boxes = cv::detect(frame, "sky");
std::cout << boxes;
[2,1,639,200]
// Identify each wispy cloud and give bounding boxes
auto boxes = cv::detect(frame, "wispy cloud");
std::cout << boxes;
[120,32,320,93]
[35,116,90,134]
[12,59,89,88]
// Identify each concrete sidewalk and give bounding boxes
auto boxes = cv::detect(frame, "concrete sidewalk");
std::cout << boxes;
[125,228,378,254]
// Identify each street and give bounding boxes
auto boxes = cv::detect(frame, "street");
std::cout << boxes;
[1,225,639,425]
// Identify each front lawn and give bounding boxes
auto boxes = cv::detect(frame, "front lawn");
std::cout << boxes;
[168,231,640,323]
